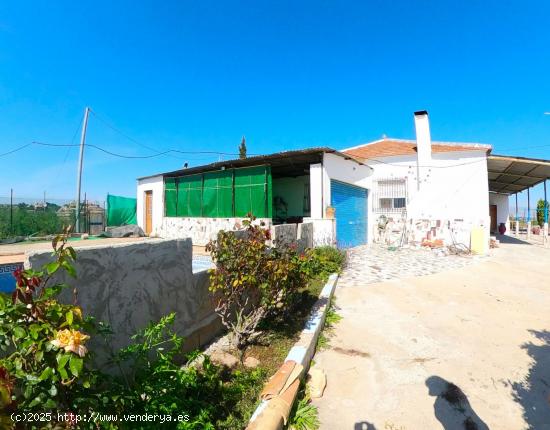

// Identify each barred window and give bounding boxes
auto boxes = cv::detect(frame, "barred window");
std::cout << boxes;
[373,178,407,214]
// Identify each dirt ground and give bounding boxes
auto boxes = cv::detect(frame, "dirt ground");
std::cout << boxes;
[313,237,550,430]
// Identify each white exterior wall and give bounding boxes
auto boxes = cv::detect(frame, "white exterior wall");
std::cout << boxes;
[309,153,373,243]
[367,150,490,246]
[310,156,373,219]
[136,175,164,236]
[489,192,510,231]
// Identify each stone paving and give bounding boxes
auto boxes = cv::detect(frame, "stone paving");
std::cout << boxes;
[340,244,482,287]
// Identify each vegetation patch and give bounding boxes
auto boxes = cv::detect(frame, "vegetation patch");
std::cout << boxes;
[0,219,345,429]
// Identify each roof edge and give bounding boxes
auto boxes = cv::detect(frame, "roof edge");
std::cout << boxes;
[137,147,369,181]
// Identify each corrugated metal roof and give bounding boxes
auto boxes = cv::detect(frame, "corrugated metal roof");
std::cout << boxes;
[137,147,368,180]
[488,154,550,194]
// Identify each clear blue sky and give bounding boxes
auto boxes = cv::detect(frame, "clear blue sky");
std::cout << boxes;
[0,1,549,208]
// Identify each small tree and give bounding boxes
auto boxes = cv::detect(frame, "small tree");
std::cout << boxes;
[537,199,549,226]
[238,136,247,159]
[206,217,308,351]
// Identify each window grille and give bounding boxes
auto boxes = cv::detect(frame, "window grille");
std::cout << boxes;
[373,178,407,214]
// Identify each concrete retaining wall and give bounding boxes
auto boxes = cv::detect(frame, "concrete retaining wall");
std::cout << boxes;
[26,239,221,361]
[303,218,336,247]
[270,222,315,252]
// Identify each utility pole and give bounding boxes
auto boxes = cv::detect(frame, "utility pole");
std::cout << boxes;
[10,188,13,235]
[75,107,90,233]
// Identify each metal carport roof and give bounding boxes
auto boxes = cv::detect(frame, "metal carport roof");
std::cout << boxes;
[488,154,550,194]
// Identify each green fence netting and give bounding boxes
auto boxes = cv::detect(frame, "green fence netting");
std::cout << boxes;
[107,194,138,226]
[164,165,272,219]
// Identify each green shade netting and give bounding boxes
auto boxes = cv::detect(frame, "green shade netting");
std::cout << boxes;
[164,165,272,218]
[164,178,177,217]
[107,194,137,226]
[177,174,203,217]
[202,170,233,217]
[234,166,272,218]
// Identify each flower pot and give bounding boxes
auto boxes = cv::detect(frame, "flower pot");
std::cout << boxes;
[498,223,506,235]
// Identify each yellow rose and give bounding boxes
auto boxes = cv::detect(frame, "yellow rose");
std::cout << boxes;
[51,329,89,357]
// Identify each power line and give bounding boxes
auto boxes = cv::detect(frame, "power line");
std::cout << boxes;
[89,108,185,159]
[0,141,244,159]
[0,143,33,157]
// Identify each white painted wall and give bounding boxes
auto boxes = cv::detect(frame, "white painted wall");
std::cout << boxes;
[309,163,325,219]
[489,192,510,225]
[309,154,373,242]
[365,150,491,246]
[367,150,489,220]
[136,175,164,236]
[323,153,374,240]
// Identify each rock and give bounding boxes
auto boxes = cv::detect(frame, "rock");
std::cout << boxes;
[81,233,89,240]
[243,356,260,368]
[209,351,239,369]
[307,367,327,399]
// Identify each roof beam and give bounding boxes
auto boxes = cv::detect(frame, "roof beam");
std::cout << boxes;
[487,170,547,180]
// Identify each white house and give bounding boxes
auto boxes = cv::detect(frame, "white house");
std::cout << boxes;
[137,148,374,248]
[137,111,550,251]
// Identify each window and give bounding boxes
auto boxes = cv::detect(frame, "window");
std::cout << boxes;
[373,178,407,214]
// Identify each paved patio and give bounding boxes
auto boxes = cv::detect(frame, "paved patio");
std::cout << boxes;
[342,244,481,286]
[313,239,550,430]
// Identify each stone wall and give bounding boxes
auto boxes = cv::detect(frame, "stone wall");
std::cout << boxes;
[26,239,221,362]
[158,217,272,246]
[373,215,490,252]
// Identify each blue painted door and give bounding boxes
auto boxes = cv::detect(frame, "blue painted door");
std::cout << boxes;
[330,180,368,248]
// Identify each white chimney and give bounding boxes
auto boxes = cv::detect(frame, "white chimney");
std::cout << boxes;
[414,110,432,165]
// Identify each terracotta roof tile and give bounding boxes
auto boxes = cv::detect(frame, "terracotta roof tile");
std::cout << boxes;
[344,138,492,160]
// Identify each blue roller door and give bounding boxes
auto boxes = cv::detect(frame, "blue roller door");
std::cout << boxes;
[331,180,368,248]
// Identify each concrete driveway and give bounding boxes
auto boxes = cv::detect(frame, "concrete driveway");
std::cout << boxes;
[313,238,550,430]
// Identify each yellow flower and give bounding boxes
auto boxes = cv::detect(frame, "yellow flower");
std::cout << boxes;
[51,329,89,357]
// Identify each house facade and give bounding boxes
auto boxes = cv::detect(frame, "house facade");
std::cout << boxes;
[136,148,374,248]
[137,111,550,251]
[344,111,493,250]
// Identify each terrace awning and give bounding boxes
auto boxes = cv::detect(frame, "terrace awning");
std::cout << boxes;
[487,154,550,194]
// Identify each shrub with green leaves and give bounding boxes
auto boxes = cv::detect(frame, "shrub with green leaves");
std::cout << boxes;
[100,313,266,429]
[0,232,99,424]
[303,246,346,281]
[206,217,310,350]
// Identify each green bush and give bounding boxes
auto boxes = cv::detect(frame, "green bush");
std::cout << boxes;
[537,199,548,227]
[0,232,100,425]
[0,233,265,429]
[0,204,64,239]
[206,217,309,351]
[303,246,346,281]
[102,313,265,429]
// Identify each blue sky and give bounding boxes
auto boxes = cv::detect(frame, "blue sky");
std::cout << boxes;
[0,1,549,208]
